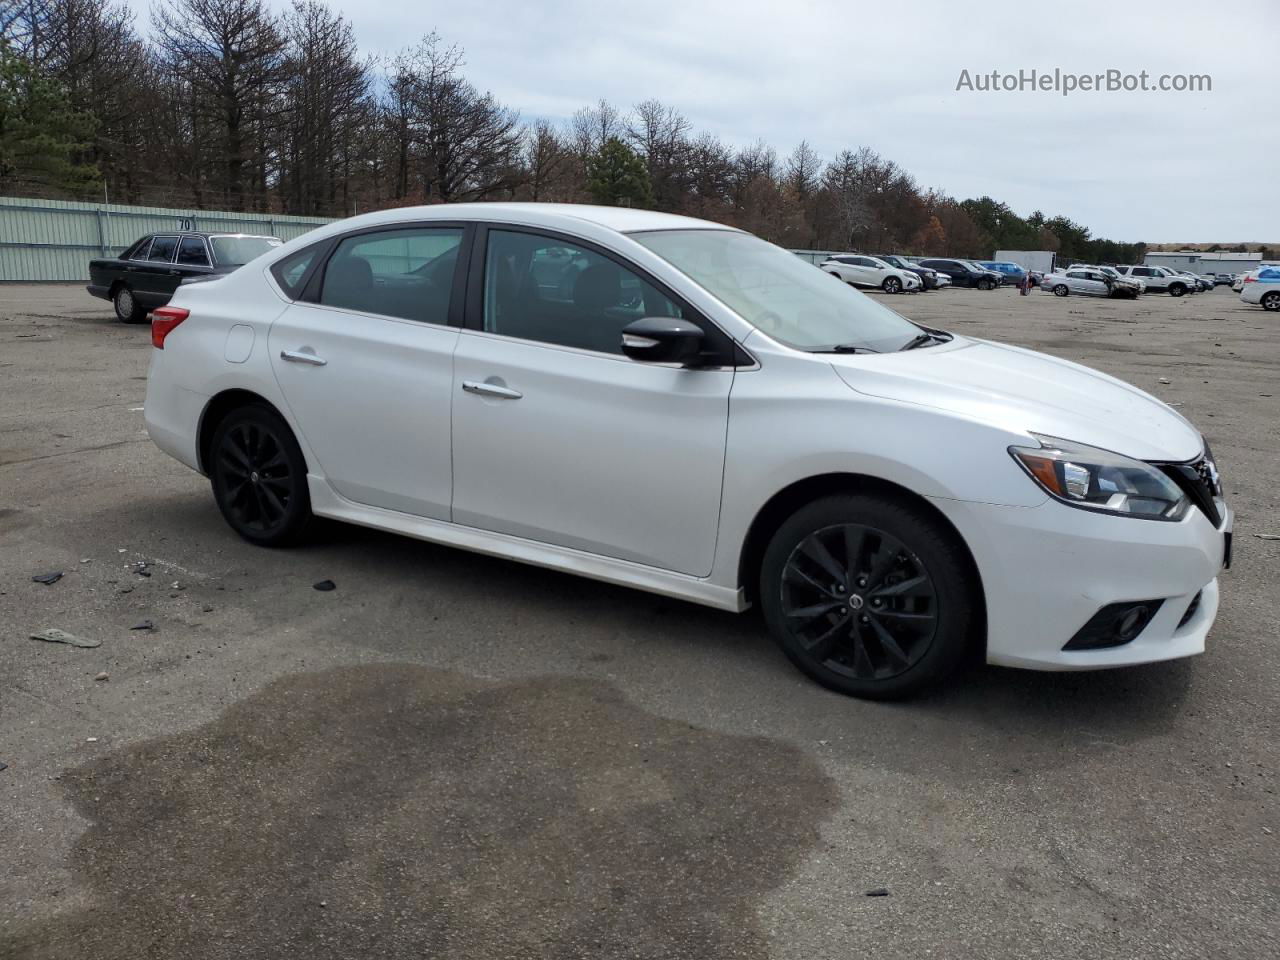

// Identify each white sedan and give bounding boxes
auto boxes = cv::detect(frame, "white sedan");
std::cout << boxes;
[820,254,921,293]
[1041,267,1135,298]
[145,203,1230,700]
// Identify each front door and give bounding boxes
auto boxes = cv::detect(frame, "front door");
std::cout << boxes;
[450,227,733,577]
[267,224,467,519]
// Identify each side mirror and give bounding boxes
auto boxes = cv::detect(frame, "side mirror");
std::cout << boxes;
[621,317,705,366]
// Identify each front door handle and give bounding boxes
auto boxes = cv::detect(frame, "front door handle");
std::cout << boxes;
[462,379,522,400]
[280,349,327,367]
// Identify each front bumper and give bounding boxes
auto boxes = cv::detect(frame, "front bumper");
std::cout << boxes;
[929,494,1230,670]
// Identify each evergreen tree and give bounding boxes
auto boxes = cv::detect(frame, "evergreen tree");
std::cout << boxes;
[586,136,653,208]
[0,39,99,196]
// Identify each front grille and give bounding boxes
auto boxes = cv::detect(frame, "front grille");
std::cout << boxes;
[1157,446,1223,527]
[1177,591,1202,629]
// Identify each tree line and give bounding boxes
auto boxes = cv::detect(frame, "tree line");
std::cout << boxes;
[2,0,1146,262]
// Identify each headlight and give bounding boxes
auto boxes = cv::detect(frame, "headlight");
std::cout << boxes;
[1009,435,1190,521]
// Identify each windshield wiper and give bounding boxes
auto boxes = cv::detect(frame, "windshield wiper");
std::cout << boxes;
[899,329,950,351]
[813,343,881,354]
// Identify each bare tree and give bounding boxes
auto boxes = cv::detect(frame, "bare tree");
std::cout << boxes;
[626,99,691,211]
[521,119,571,202]
[152,0,286,208]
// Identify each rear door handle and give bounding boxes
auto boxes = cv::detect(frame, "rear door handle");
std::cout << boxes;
[462,379,522,400]
[280,349,327,366]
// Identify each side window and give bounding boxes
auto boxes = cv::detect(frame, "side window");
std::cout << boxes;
[1066,271,1085,279]
[482,229,683,355]
[147,236,178,262]
[319,226,464,323]
[271,243,322,299]
[177,236,210,266]
[124,237,151,260]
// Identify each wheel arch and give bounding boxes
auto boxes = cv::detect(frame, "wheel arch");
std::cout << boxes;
[736,472,987,646]
[197,389,299,475]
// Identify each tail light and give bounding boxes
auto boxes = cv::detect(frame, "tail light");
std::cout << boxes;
[1243,275,1256,283]
[151,306,189,348]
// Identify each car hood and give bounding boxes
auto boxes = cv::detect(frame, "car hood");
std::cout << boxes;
[831,337,1203,462]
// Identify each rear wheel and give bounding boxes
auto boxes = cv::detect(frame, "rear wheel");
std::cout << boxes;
[1262,291,1280,311]
[882,276,902,294]
[209,405,313,547]
[1053,284,1069,297]
[113,284,146,323]
[759,494,977,700]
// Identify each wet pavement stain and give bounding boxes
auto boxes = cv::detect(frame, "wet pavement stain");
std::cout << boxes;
[3,665,837,959]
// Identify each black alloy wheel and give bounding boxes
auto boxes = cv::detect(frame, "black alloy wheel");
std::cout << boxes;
[760,495,976,699]
[210,405,312,546]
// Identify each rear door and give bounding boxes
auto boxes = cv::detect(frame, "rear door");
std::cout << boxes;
[450,225,734,576]
[134,235,180,302]
[267,223,469,519]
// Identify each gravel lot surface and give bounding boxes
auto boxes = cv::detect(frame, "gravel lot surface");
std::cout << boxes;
[1,282,1276,959]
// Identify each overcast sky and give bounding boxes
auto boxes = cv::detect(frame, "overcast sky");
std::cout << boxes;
[125,0,1278,242]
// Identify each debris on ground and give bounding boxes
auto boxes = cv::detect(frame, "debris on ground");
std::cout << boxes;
[1255,534,1280,541]
[1157,377,1172,384]
[31,628,100,648]
[313,579,336,592]
[171,581,184,591]
[201,604,214,613]
[130,561,151,577]
[86,737,98,743]
[31,572,63,585]
[130,620,154,631]
[865,888,890,897]
[94,672,109,682]
[80,558,92,564]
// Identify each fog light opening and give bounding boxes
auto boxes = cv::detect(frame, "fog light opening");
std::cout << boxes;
[1064,599,1165,651]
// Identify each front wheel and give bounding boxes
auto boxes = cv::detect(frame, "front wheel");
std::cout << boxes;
[113,284,146,323]
[759,494,977,700]
[978,278,993,290]
[1169,283,1186,297]
[1053,284,1069,297]
[1262,291,1280,311]
[882,276,902,294]
[210,405,313,547]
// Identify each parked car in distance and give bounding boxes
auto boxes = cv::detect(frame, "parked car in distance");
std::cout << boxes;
[978,260,1028,286]
[143,202,1232,701]
[1176,271,1211,293]
[1067,265,1145,294]
[875,254,939,290]
[89,232,283,323]
[1113,265,1194,297]
[1239,266,1280,311]
[1232,272,1252,292]
[1041,267,1141,299]
[916,258,1002,289]
[820,254,921,293]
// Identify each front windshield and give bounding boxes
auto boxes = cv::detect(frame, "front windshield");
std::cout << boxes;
[211,235,282,266]
[631,229,921,352]
[960,260,987,272]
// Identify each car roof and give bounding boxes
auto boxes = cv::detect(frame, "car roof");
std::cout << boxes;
[299,203,736,237]
[141,232,280,241]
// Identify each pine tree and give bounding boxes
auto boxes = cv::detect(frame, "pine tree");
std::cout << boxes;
[0,39,99,196]
[586,136,653,208]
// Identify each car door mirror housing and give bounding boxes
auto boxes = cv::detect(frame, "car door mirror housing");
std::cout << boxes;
[621,317,706,366]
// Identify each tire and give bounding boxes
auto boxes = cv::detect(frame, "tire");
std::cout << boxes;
[209,404,313,547]
[759,493,977,700]
[1053,284,1069,297]
[882,276,902,294]
[1262,291,1280,312]
[1169,283,1186,297]
[978,278,993,290]
[113,284,147,323]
